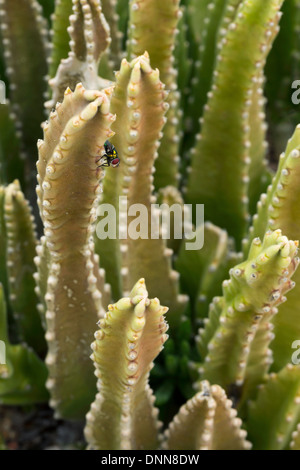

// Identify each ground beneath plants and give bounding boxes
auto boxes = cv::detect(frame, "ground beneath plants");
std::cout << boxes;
[0,404,85,450]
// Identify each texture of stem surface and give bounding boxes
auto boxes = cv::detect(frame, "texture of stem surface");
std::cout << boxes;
[198,230,299,405]
[128,0,182,189]
[245,124,300,370]
[101,53,188,328]
[163,381,251,450]
[36,84,113,419]
[85,279,168,450]
[186,0,283,246]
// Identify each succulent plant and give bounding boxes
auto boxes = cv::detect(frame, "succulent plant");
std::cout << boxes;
[0,0,300,450]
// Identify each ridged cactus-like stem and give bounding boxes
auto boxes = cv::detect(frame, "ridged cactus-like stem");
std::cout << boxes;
[100,0,123,72]
[0,285,48,405]
[128,0,182,189]
[0,105,24,187]
[94,138,122,301]
[3,180,45,354]
[247,74,270,214]
[245,124,300,370]
[290,423,300,450]
[186,0,283,245]
[185,0,230,139]
[104,53,187,327]
[47,0,112,110]
[246,364,300,450]
[0,0,48,187]
[84,279,168,450]
[196,252,242,322]
[49,0,74,78]
[265,0,300,150]
[162,380,251,450]
[36,84,113,419]
[247,9,280,213]
[197,230,299,404]
[156,185,185,254]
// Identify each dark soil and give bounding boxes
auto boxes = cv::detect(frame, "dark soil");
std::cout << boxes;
[0,404,85,450]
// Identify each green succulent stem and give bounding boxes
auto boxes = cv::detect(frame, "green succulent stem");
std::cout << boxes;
[49,0,73,78]
[36,84,113,419]
[0,284,48,405]
[0,0,48,190]
[245,124,300,370]
[197,230,299,406]
[47,0,112,110]
[101,53,188,328]
[84,279,168,450]
[162,380,251,450]
[128,0,182,189]
[1,0,300,452]
[246,364,300,450]
[3,180,46,355]
[186,0,283,246]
